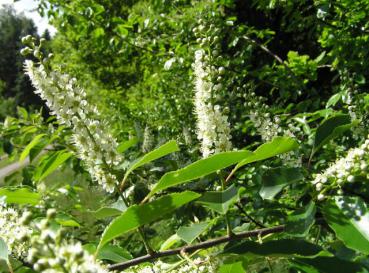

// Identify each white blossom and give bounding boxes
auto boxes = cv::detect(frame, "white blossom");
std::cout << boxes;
[245,92,301,167]
[193,49,232,157]
[24,60,123,192]
[142,125,154,153]
[0,203,31,258]
[312,136,369,195]
[27,221,109,273]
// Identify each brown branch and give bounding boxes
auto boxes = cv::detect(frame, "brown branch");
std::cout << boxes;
[242,35,306,90]
[108,224,285,271]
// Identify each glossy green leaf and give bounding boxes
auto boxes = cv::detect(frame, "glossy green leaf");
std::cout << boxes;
[232,137,298,175]
[224,239,324,258]
[147,150,252,198]
[122,140,179,185]
[323,196,369,254]
[196,184,242,214]
[97,191,200,252]
[0,238,8,261]
[286,201,316,237]
[326,92,343,108]
[219,261,246,273]
[294,257,368,273]
[117,137,138,153]
[159,234,181,251]
[312,114,352,155]
[33,150,72,181]
[177,221,210,244]
[55,214,80,227]
[19,134,45,162]
[92,199,127,219]
[84,244,132,263]
[0,187,40,205]
[92,207,122,220]
[259,167,303,200]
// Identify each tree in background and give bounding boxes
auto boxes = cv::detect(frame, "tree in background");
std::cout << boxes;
[0,5,44,119]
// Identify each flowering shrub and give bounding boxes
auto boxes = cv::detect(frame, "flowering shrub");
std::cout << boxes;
[0,0,369,272]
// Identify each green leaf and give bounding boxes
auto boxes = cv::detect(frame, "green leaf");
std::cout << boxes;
[323,196,369,254]
[117,137,138,153]
[0,238,8,261]
[55,214,80,227]
[84,244,132,263]
[0,187,40,205]
[176,222,210,244]
[33,150,72,181]
[294,257,368,273]
[116,24,129,37]
[196,184,242,214]
[122,140,179,186]
[286,201,316,237]
[19,134,45,162]
[147,150,252,198]
[232,137,298,175]
[224,239,324,258]
[326,92,343,108]
[259,167,303,200]
[92,27,105,38]
[159,234,181,251]
[97,191,200,252]
[312,114,352,155]
[92,207,123,220]
[92,199,127,219]
[219,261,246,273]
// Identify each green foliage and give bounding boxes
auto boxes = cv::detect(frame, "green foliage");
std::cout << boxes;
[323,196,369,254]
[1,0,369,272]
[97,191,200,251]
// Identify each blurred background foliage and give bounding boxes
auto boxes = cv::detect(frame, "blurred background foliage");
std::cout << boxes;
[2,0,369,149]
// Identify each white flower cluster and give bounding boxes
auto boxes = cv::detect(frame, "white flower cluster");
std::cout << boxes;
[244,92,296,142]
[125,258,217,273]
[26,215,109,273]
[312,136,369,200]
[0,203,31,258]
[244,91,302,166]
[193,49,232,157]
[24,60,122,192]
[142,125,154,153]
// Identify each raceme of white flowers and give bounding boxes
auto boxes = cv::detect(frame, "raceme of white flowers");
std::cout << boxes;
[312,136,369,200]
[193,49,232,157]
[24,60,123,193]
[244,90,302,167]
[0,202,31,259]
[19,209,108,273]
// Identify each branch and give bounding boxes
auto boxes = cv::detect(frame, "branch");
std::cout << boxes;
[108,224,285,271]
[242,35,306,91]
[235,202,266,228]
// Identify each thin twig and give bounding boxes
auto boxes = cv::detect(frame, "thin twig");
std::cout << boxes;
[108,224,285,271]
[242,35,305,90]
[235,203,266,228]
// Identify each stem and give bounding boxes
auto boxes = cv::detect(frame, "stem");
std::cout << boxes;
[235,203,266,228]
[220,173,234,237]
[138,227,155,256]
[266,258,274,273]
[242,35,305,91]
[314,225,321,244]
[108,224,286,271]
[6,260,14,273]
